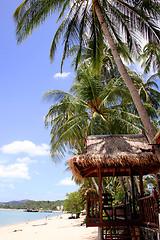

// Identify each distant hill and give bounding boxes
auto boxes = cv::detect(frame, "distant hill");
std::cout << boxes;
[0,199,65,210]
[0,200,29,205]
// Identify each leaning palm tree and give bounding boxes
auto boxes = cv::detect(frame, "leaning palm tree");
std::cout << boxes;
[14,0,160,139]
[70,41,132,84]
[44,63,154,239]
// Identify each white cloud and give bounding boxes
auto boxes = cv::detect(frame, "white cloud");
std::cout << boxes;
[1,141,50,157]
[16,157,36,164]
[0,163,30,179]
[58,177,76,186]
[0,159,8,164]
[0,183,15,190]
[53,72,70,79]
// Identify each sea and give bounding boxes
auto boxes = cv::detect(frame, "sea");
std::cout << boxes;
[0,209,62,227]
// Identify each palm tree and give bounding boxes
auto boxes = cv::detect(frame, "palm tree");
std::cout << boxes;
[136,74,160,110]
[138,41,160,74]
[70,41,132,84]
[44,63,142,160]
[14,0,160,139]
[44,63,153,239]
[72,41,159,127]
[126,69,160,117]
[88,0,159,140]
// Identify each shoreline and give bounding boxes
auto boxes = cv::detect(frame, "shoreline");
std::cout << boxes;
[0,208,62,212]
[0,213,98,240]
[0,209,63,228]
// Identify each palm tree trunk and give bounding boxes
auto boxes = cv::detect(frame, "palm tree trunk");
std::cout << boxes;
[92,177,99,194]
[118,176,129,201]
[125,177,132,197]
[119,177,125,192]
[134,176,140,195]
[93,0,156,140]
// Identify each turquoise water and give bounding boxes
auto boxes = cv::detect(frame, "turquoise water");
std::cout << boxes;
[0,210,62,227]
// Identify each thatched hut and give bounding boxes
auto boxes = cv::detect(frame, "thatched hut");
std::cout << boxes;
[152,129,160,143]
[69,134,160,181]
[152,128,160,158]
[68,134,160,239]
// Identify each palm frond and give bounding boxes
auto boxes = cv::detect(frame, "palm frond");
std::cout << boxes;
[14,0,67,43]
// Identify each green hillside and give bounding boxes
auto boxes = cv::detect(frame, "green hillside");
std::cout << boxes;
[0,200,64,210]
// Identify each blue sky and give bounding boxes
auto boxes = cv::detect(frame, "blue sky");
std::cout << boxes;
[0,0,78,202]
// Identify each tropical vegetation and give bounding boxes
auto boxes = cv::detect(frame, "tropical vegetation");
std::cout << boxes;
[43,61,159,208]
[13,0,160,139]
[63,191,85,217]
[139,41,160,74]
[44,61,159,160]
[0,200,64,210]
[12,1,160,234]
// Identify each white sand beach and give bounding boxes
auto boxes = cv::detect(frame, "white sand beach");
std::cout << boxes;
[0,213,98,240]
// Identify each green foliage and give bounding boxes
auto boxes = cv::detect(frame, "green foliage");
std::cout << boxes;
[13,0,160,71]
[115,191,125,204]
[132,72,160,110]
[44,63,144,161]
[0,200,64,210]
[152,118,160,130]
[63,191,85,214]
[103,177,122,198]
[143,175,158,195]
[13,0,160,204]
[139,41,160,74]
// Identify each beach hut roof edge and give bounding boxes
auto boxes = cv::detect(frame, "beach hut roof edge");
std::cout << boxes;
[68,134,160,180]
[152,129,160,142]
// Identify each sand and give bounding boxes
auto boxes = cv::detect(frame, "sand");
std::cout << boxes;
[0,213,98,240]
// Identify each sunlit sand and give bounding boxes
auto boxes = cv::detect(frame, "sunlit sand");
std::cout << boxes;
[0,213,98,240]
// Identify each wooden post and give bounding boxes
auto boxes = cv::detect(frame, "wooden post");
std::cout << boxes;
[156,173,160,197]
[153,187,159,227]
[130,167,137,218]
[97,164,103,240]
[98,164,103,224]
[139,168,144,197]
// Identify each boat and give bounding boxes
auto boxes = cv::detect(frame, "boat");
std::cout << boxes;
[25,208,39,212]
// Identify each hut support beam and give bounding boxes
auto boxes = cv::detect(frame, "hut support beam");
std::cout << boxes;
[98,165,103,224]
[156,172,160,197]
[98,165,103,240]
[139,168,144,197]
[130,167,137,218]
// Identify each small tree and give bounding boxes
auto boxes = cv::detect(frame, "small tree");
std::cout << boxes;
[63,191,85,218]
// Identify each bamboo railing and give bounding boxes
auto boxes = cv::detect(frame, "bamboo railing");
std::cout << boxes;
[86,194,131,225]
[138,188,159,228]
[86,195,100,222]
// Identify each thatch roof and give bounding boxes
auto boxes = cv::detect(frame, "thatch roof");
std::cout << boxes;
[152,129,160,142]
[68,134,160,180]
